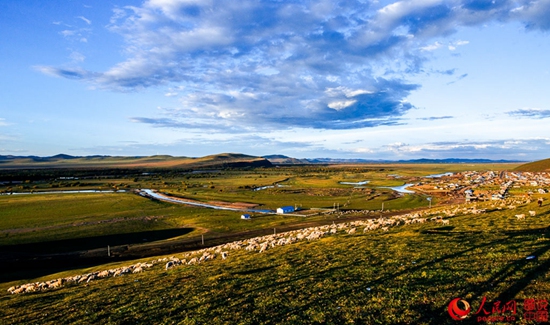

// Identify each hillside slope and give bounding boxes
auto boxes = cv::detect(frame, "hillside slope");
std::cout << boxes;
[514,157,550,172]
[0,153,272,169]
[2,200,549,324]
[263,154,309,164]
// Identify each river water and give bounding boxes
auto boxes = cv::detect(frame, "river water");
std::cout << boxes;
[379,184,416,194]
[140,189,275,213]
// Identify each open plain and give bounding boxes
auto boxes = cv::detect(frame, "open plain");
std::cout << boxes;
[1,156,549,324]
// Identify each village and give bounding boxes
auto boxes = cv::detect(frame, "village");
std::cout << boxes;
[409,170,550,203]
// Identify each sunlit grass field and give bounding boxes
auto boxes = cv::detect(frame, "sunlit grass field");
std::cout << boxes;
[2,163,542,324]
[0,165,451,247]
[1,198,549,324]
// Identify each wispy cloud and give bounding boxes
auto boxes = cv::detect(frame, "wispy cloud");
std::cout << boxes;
[69,51,86,63]
[58,27,90,43]
[416,116,454,121]
[350,138,550,160]
[34,66,94,80]
[39,0,550,131]
[77,16,91,25]
[446,73,468,85]
[448,40,469,50]
[507,108,550,119]
[74,134,318,157]
[421,41,442,51]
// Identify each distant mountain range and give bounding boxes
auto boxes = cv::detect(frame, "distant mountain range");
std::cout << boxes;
[0,153,532,170]
[263,155,526,165]
[0,153,272,169]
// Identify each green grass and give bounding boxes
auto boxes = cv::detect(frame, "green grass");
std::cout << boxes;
[1,163,519,248]
[1,200,549,324]
[0,193,183,246]
[514,158,550,172]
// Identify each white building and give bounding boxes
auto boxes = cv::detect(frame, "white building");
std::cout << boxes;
[276,206,294,214]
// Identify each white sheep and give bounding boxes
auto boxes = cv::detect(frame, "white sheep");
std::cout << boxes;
[515,214,525,220]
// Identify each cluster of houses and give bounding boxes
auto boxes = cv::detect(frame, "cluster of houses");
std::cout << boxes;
[415,171,549,202]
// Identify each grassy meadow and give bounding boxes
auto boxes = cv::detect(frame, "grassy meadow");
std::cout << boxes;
[0,164,456,247]
[1,197,549,324]
[2,162,547,324]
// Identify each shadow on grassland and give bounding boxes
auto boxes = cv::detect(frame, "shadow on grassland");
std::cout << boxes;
[0,228,194,254]
[0,228,194,282]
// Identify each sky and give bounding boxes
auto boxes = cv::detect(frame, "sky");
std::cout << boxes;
[1,0,550,161]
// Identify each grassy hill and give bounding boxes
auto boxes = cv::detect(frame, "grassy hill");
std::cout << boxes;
[2,199,549,324]
[0,153,272,170]
[514,158,550,172]
[263,155,310,165]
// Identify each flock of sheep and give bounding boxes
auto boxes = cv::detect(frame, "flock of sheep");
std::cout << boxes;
[6,198,539,295]
[6,262,153,295]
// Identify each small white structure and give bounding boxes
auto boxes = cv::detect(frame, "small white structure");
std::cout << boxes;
[276,206,295,214]
[241,214,251,220]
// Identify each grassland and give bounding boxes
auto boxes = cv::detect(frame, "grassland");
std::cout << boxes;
[0,164,465,249]
[1,198,549,324]
[2,161,546,324]
[515,158,550,172]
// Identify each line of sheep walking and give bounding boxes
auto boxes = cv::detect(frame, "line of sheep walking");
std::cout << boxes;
[6,262,153,295]
[6,199,541,295]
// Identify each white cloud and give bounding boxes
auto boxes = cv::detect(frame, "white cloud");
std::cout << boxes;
[77,16,92,25]
[420,41,442,51]
[328,100,357,110]
[61,30,76,37]
[39,0,550,134]
[69,51,86,62]
[448,39,469,50]
[507,108,550,118]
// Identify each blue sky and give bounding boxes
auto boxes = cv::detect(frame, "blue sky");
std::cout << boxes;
[1,0,550,160]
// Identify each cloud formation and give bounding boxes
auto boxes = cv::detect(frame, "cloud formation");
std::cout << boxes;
[416,116,454,121]
[507,108,550,119]
[354,138,550,160]
[40,0,550,130]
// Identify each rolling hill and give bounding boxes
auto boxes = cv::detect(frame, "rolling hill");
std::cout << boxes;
[2,200,550,324]
[263,154,310,164]
[0,153,272,170]
[514,158,550,172]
